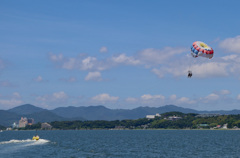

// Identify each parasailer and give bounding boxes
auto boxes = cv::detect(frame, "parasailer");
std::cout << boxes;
[188,70,192,78]
[188,41,214,78]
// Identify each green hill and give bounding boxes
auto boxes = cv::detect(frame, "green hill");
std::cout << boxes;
[8,104,45,115]
[0,110,20,127]
[24,110,72,123]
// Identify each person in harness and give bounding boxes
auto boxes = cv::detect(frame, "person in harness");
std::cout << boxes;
[188,70,192,78]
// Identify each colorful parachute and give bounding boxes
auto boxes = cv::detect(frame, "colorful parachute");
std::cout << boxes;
[191,41,214,59]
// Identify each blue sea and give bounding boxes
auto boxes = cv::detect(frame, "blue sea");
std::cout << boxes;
[0,130,240,158]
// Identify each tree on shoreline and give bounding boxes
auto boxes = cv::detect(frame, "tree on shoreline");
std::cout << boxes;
[16,112,240,130]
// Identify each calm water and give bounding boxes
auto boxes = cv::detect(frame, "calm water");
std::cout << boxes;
[0,130,240,158]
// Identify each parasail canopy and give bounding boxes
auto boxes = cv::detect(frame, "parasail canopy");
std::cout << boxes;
[191,41,214,59]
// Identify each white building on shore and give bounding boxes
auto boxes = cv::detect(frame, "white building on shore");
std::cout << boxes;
[146,113,161,119]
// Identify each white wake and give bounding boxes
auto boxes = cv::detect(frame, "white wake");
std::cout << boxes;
[0,139,49,145]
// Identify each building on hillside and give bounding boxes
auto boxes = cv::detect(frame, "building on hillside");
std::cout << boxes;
[222,124,228,129]
[27,118,34,125]
[197,124,209,129]
[12,122,18,128]
[19,117,28,128]
[146,115,155,119]
[146,113,161,119]
[195,114,221,117]
[41,123,52,130]
[166,115,182,121]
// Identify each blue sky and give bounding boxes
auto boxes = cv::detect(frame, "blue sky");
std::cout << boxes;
[1,0,240,110]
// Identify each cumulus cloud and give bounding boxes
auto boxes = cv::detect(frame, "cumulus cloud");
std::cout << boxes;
[121,90,237,109]
[219,90,230,95]
[36,91,68,103]
[137,47,187,66]
[81,57,98,70]
[48,44,240,80]
[221,54,239,61]
[100,46,108,53]
[177,97,196,104]
[85,71,102,81]
[49,53,108,71]
[151,68,164,78]
[0,99,23,109]
[53,91,68,100]
[190,62,228,78]
[169,94,177,100]
[111,54,141,65]
[0,80,15,87]
[125,97,138,103]
[237,94,240,100]
[62,58,76,70]
[219,35,240,53]
[141,94,165,100]
[205,93,220,101]
[13,92,21,98]
[0,92,23,109]
[34,76,44,82]
[48,47,187,80]
[49,53,63,61]
[91,93,119,103]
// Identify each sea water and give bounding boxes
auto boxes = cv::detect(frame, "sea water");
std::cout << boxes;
[0,130,240,158]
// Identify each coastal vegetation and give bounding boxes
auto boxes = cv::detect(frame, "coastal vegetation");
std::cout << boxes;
[0,124,5,130]
[21,112,240,130]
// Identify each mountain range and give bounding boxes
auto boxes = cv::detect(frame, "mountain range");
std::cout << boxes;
[1,104,240,127]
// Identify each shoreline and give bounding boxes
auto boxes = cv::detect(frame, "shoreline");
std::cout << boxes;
[3,128,240,131]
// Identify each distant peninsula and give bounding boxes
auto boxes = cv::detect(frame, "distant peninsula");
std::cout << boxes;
[1,104,240,130]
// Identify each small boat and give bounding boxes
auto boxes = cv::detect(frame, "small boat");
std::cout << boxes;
[32,135,40,141]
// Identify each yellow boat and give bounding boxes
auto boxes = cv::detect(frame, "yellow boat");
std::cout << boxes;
[32,135,39,140]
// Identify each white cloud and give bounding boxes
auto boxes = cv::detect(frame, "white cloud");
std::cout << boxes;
[138,47,187,66]
[81,57,98,70]
[0,99,23,109]
[34,76,43,82]
[205,93,220,101]
[0,92,23,109]
[36,91,68,103]
[219,90,230,95]
[91,93,119,102]
[49,53,63,61]
[125,97,138,102]
[85,71,102,81]
[53,91,68,100]
[62,58,76,69]
[221,54,239,61]
[111,54,140,65]
[100,46,108,53]
[151,68,164,78]
[189,62,228,78]
[177,97,196,104]
[13,92,21,98]
[219,35,240,53]
[48,45,240,80]
[237,94,240,100]
[141,94,165,100]
[169,94,177,100]
[0,80,15,87]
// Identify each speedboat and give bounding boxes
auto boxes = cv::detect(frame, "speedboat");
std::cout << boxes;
[32,135,40,140]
